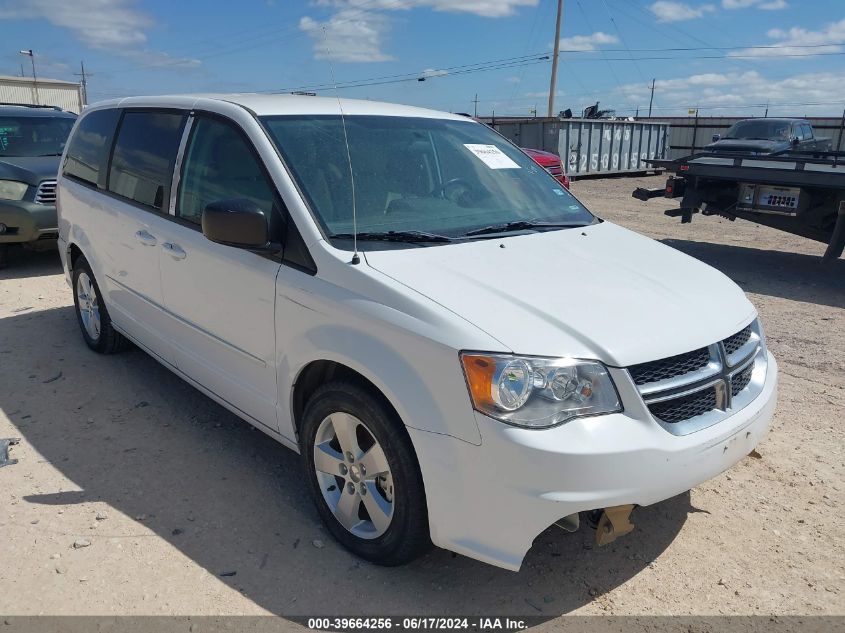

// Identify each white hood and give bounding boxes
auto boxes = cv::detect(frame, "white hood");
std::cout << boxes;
[364,222,756,367]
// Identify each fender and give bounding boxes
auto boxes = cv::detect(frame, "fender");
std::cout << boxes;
[277,323,482,446]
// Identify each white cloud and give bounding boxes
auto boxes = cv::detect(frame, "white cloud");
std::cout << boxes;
[558,31,618,52]
[315,0,538,18]
[505,76,522,84]
[728,17,845,58]
[616,70,845,115]
[420,68,449,78]
[301,0,538,63]
[722,0,787,9]
[0,0,199,70]
[300,10,394,63]
[649,1,715,22]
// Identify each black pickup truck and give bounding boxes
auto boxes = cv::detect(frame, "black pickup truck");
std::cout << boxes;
[705,118,831,155]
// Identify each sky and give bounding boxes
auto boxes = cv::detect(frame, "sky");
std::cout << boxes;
[1,0,844,117]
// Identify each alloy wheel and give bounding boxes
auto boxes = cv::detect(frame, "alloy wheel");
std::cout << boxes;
[76,271,101,342]
[313,412,395,539]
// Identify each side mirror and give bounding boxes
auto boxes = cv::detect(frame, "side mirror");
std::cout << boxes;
[201,199,274,250]
[791,137,800,146]
[712,134,721,142]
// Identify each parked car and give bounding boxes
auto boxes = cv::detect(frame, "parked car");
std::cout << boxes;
[705,118,831,155]
[0,104,76,267]
[57,95,778,571]
[522,147,570,189]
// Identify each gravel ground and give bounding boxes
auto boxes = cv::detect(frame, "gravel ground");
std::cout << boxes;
[0,175,842,624]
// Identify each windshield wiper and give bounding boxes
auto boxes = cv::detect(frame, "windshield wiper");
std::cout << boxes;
[330,230,454,243]
[463,220,585,237]
[37,153,63,157]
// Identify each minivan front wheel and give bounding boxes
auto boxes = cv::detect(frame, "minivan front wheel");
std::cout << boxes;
[72,257,128,354]
[301,381,430,565]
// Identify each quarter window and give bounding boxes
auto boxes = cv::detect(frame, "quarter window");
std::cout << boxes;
[177,117,278,227]
[108,111,186,211]
[63,109,120,187]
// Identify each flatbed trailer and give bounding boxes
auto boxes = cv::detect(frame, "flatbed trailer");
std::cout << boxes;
[633,150,845,260]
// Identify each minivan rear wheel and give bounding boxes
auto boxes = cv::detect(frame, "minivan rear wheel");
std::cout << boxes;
[72,257,129,354]
[301,380,430,566]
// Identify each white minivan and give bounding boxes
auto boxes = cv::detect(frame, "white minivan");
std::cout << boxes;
[57,95,777,571]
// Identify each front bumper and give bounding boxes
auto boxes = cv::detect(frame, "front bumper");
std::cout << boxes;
[410,351,778,571]
[0,200,58,244]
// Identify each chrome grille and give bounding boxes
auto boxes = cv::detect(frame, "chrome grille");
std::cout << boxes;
[731,363,754,396]
[629,347,710,385]
[34,179,57,205]
[648,387,718,424]
[724,326,751,356]
[628,320,766,435]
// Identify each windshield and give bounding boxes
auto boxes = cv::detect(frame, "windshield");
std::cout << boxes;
[724,120,792,141]
[261,115,593,241]
[0,115,75,157]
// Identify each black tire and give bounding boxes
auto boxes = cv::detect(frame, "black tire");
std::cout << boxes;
[0,245,9,269]
[301,380,431,566]
[72,256,129,354]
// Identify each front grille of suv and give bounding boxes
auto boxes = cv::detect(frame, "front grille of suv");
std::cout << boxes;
[724,325,752,356]
[731,363,754,396]
[648,387,718,424]
[34,180,57,205]
[629,347,710,385]
[627,320,765,435]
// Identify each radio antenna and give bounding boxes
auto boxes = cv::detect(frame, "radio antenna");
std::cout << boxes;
[323,27,360,265]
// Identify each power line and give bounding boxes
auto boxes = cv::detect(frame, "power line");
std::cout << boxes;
[598,0,654,112]
[271,52,552,93]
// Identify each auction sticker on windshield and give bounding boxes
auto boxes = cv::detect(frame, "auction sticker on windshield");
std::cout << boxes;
[464,144,520,169]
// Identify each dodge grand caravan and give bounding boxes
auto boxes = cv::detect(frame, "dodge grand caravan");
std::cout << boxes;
[57,95,778,571]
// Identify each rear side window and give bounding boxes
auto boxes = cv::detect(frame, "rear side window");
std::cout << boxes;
[108,111,186,211]
[63,109,120,187]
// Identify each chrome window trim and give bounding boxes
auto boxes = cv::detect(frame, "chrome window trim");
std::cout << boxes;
[169,113,195,217]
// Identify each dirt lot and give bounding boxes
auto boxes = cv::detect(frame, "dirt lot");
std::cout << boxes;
[0,175,842,623]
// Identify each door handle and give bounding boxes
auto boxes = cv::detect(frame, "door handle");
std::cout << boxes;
[162,242,187,260]
[134,230,157,246]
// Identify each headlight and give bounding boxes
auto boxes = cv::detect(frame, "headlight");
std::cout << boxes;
[0,180,28,201]
[460,353,622,428]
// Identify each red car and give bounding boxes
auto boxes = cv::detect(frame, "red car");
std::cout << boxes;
[522,148,570,189]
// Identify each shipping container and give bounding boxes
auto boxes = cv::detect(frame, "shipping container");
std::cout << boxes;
[492,118,670,176]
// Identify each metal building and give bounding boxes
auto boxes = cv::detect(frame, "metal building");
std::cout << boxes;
[0,75,83,113]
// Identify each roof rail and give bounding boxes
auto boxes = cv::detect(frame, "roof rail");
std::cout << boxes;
[0,102,64,111]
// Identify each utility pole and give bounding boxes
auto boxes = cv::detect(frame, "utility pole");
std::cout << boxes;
[473,93,479,118]
[19,49,38,105]
[547,0,563,117]
[647,78,655,118]
[73,61,91,105]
